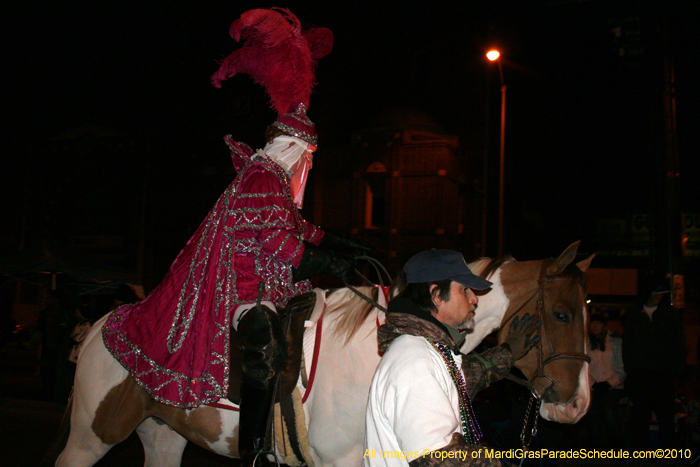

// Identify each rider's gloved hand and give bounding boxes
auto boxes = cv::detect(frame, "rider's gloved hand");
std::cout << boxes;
[318,230,375,257]
[293,244,357,283]
[502,313,541,361]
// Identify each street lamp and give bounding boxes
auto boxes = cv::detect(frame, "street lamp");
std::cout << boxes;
[487,49,506,258]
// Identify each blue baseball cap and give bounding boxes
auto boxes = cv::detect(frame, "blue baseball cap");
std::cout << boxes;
[404,249,493,290]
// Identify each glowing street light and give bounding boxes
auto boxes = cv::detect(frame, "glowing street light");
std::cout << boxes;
[486,49,506,257]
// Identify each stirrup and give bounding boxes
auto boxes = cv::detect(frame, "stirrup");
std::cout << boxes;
[244,449,275,467]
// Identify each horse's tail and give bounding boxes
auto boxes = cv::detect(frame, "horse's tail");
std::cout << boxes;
[40,390,73,467]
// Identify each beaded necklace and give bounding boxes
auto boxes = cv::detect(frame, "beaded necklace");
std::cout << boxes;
[424,337,483,444]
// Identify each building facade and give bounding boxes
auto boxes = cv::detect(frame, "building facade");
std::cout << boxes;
[309,109,472,277]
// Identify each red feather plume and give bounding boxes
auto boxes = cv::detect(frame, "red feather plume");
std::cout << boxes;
[211,7,334,116]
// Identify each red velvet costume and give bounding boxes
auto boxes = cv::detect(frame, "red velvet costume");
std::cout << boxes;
[103,137,324,408]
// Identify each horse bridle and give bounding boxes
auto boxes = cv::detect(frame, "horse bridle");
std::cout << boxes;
[499,258,590,450]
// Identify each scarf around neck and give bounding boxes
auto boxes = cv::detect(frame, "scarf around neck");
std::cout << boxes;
[378,297,459,353]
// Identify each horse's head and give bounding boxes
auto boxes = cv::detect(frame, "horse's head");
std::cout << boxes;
[496,241,594,424]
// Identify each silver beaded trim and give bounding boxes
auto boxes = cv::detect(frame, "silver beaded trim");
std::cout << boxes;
[272,122,317,145]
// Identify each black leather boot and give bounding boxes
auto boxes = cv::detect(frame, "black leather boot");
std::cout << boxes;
[237,304,286,467]
[238,380,276,467]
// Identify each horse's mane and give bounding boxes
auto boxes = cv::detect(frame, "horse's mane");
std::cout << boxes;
[472,256,516,280]
[324,286,378,345]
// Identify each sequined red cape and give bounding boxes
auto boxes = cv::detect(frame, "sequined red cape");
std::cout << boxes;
[103,136,323,408]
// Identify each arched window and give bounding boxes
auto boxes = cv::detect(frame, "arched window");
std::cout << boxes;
[364,162,388,229]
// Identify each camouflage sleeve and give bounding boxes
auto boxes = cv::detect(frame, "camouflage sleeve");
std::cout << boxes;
[462,345,514,395]
[408,433,506,467]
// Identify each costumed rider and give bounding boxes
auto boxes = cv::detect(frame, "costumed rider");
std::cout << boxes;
[102,7,371,467]
[364,250,541,466]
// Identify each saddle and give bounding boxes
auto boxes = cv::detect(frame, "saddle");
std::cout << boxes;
[227,291,317,404]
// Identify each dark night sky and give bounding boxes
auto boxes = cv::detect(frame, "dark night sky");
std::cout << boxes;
[2,0,700,274]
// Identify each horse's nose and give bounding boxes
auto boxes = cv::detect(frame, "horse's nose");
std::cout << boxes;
[538,365,591,424]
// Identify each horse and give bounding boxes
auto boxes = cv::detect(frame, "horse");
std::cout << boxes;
[53,241,593,467]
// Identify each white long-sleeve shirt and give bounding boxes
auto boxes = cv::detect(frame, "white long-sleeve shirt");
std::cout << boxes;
[588,332,626,388]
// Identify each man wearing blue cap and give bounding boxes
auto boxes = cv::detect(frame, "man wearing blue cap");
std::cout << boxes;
[364,249,540,466]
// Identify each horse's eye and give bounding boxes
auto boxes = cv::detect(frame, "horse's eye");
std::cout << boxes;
[553,311,570,323]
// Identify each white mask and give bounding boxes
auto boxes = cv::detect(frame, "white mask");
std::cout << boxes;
[264,136,308,175]
[263,136,315,209]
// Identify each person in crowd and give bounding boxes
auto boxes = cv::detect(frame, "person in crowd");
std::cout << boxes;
[51,303,96,401]
[586,312,625,449]
[681,284,700,385]
[67,305,94,364]
[40,291,76,402]
[623,283,684,450]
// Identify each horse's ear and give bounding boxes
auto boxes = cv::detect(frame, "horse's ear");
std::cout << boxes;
[546,240,581,276]
[576,253,595,273]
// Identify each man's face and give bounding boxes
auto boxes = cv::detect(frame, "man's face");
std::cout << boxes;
[432,281,479,331]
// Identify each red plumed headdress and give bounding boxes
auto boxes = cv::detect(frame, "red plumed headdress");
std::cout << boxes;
[211,7,333,145]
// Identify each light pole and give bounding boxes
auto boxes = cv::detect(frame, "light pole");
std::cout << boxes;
[487,50,506,258]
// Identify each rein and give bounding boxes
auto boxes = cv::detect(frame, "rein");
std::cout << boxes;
[499,259,590,450]
[344,256,393,313]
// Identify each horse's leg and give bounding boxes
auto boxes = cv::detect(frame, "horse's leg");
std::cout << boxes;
[56,320,152,467]
[136,417,188,467]
[55,427,112,467]
[150,403,240,458]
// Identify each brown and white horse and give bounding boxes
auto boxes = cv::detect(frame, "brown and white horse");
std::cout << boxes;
[54,241,592,466]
